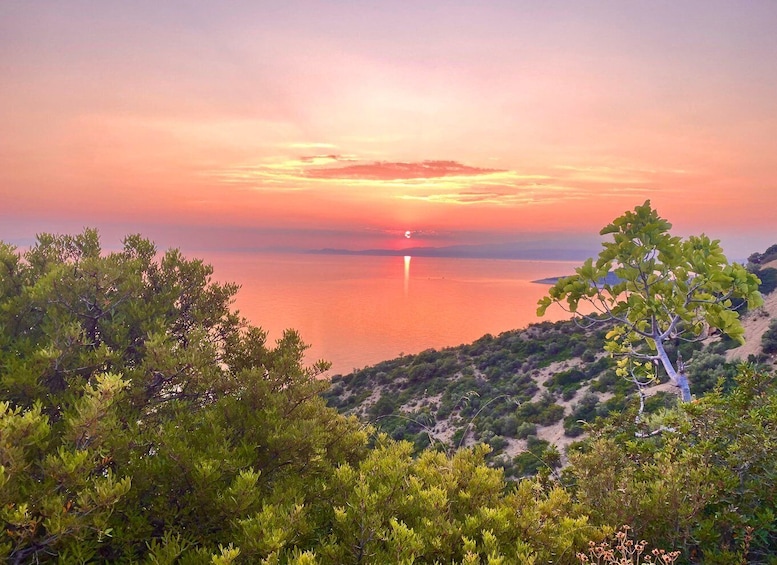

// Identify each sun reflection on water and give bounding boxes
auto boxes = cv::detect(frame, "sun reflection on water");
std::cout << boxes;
[404,255,411,296]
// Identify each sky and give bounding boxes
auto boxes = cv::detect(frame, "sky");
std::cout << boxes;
[2,0,777,260]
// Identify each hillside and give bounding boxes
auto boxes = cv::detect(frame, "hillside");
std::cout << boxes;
[726,258,777,362]
[322,257,777,476]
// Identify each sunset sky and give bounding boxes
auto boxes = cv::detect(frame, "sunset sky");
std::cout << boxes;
[2,1,776,259]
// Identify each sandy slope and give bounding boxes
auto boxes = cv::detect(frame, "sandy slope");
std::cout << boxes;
[726,260,777,363]
[725,291,777,362]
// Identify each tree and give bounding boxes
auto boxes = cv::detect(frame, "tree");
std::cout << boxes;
[537,201,762,402]
[0,230,367,562]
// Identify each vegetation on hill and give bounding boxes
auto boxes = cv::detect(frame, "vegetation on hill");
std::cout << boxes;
[324,321,624,473]
[569,364,777,563]
[321,313,763,477]
[1,224,776,563]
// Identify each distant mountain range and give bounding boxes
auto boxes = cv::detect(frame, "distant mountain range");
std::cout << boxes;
[307,242,597,261]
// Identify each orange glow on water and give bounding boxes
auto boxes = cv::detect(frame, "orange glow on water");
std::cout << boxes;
[209,252,580,374]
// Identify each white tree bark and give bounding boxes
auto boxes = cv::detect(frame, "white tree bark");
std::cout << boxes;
[654,337,691,402]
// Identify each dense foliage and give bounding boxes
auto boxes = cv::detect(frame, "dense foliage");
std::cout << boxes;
[0,231,612,563]
[321,231,777,564]
[538,200,762,403]
[569,365,777,563]
[0,231,371,562]
[762,319,777,356]
[2,228,777,563]
[322,317,747,474]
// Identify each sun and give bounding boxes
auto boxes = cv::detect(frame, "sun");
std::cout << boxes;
[404,230,412,239]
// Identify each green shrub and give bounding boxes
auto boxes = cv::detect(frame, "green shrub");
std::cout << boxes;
[687,351,738,394]
[516,395,565,426]
[369,395,398,418]
[756,267,777,295]
[487,435,508,453]
[515,421,537,439]
[570,365,777,562]
[564,393,600,437]
[762,318,777,355]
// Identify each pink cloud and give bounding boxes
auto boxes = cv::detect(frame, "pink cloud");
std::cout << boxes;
[299,154,349,163]
[304,160,505,180]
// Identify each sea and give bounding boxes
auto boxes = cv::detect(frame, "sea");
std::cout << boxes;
[206,252,578,376]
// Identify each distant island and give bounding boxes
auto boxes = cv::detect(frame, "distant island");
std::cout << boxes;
[532,276,566,284]
[308,241,596,261]
[532,272,622,285]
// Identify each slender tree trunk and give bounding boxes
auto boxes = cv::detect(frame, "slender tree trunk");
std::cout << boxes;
[654,337,691,402]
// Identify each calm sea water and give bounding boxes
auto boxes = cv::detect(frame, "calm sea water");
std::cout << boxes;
[206,252,577,376]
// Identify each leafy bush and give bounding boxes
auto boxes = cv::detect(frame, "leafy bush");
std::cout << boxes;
[570,365,777,563]
[564,393,600,437]
[515,421,537,439]
[762,318,777,355]
[589,371,614,393]
[515,393,566,426]
[512,436,561,477]
[686,350,738,394]
[546,367,588,396]
[487,435,509,453]
[369,394,397,418]
[581,349,597,362]
[0,231,369,562]
[756,267,777,295]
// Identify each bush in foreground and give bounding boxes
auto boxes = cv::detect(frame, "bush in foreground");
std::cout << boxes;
[0,231,606,563]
